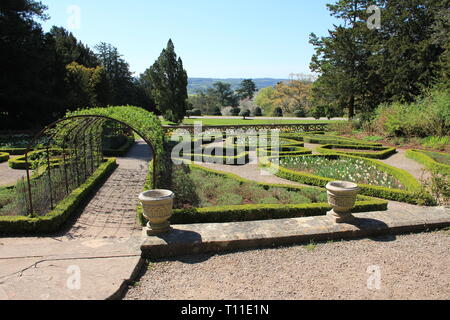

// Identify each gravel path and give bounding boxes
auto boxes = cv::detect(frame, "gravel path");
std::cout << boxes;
[125,230,450,300]
[379,149,430,181]
[0,157,26,187]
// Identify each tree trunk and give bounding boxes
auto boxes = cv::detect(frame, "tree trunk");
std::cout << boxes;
[348,95,355,119]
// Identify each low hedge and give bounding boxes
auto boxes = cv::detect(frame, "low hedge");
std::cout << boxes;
[103,136,135,157]
[178,151,250,165]
[225,136,304,148]
[0,158,117,235]
[317,144,397,159]
[137,163,388,225]
[0,152,9,163]
[257,146,312,157]
[259,154,432,205]
[0,148,28,155]
[8,149,62,170]
[406,149,450,176]
[280,133,382,146]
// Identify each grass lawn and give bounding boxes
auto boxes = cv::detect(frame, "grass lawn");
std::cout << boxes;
[162,118,344,126]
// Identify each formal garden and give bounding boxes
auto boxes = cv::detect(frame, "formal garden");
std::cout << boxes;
[1,104,448,237]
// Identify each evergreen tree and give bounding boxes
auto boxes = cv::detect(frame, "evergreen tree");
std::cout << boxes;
[236,79,257,100]
[142,39,188,123]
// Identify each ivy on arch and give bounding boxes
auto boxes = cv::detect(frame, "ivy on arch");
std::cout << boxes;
[22,106,164,215]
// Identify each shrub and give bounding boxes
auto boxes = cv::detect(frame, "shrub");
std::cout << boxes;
[212,107,222,116]
[294,109,306,118]
[372,88,450,138]
[253,107,263,117]
[420,136,449,151]
[240,109,251,119]
[273,107,283,117]
[230,107,241,116]
[190,108,202,116]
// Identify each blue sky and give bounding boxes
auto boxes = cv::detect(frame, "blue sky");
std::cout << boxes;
[40,0,339,78]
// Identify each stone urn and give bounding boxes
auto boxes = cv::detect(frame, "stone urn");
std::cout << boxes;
[326,181,360,223]
[139,190,175,236]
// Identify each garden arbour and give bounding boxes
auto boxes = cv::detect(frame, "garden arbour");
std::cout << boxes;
[21,106,164,216]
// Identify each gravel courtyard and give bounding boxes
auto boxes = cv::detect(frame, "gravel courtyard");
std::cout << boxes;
[125,230,450,300]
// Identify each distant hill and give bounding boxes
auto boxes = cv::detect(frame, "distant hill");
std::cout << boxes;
[188,78,289,94]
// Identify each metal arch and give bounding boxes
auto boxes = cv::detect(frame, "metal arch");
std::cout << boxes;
[23,114,159,214]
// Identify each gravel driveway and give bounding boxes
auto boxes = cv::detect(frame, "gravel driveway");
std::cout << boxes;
[125,230,450,300]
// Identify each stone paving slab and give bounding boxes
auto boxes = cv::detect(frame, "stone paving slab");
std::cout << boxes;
[0,236,144,300]
[141,207,450,259]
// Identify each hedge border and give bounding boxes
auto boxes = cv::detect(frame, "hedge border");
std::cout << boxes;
[0,148,28,155]
[281,133,382,146]
[103,136,135,157]
[317,144,397,159]
[8,149,62,170]
[0,158,117,235]
[0,152,9,163]
[406,149,450,176]
[137,162,388,225]
[259,154,431,205]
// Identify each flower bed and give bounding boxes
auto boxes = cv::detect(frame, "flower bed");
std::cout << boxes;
[260,154,430,204]
[317,144,397,159]
[137,163,388,225]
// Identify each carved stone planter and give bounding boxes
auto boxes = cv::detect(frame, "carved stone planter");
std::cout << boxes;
[326,181,360,223]
[139,190,175,236]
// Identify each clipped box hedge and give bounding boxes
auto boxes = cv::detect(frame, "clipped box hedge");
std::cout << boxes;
[406,149,450,176]
[178,151,250,165]
[0,158,117,235]
[103,136,135,157]
[258,146,312,157]
[0,152,9,163]
[317,144,397,159]
[259,154,432,205]
[0,148,28,155]
[8,149,63,170]
[137,163,388,226]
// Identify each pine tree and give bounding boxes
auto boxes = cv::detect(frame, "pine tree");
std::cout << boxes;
[143,39,188,123]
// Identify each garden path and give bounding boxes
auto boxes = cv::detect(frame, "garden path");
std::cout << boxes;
[0,157,26,187]
[62,140,151,240]
[0,141,151,300]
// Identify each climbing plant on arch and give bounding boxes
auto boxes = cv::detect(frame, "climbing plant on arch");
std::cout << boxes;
[20,106,164,216]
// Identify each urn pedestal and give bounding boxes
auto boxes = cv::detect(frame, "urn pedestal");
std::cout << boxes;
[326,181,360,223]
[139,190,175,236]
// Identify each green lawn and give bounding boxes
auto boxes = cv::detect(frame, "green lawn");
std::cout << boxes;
[162,118,344,126]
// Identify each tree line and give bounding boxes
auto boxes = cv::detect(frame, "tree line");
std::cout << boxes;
[309,0,449,119]
[0,0,190,129]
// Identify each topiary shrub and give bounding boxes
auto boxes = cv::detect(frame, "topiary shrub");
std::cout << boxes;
[190,108,202,116]
[294,109,306,118]
[240,109,251,119]
[273,107,283,117]
[212,107,222,116]
[253,107,263,117]
[230,107,241,116]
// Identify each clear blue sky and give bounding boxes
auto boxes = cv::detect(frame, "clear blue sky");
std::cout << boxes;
[40,0,339,78]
